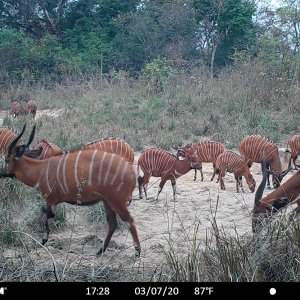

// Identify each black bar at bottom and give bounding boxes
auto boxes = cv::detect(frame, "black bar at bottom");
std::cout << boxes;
[0,282,297,297]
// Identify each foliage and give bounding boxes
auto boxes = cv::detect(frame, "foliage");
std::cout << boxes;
[194,0,256,75]
[159,215,300,282]
[142,58,177,93]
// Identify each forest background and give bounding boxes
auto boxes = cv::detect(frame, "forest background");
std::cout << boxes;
[0,0,300,282]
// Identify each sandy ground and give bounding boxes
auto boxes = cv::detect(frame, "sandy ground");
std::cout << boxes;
[3,151,294,282]
[0,109,64,125]
[0,108,295,280]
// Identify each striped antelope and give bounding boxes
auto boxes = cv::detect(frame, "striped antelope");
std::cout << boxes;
[215,151,256,193]
[137,145,201,202]
[286,135,300,170]
[25,100,37,119]
[11,101,23,118]
[32,138,135,204]
[33,138,134,163]
[32,139,63,159]
[0,126,42,159]
[239,135,289,189]
[252,159,296,232]
[84,138,134,164]
[0,125,141,257]
[0,127,24,155]
[176,141,224,181]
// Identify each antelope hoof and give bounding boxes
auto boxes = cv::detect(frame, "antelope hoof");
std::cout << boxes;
[135,247,141,258]
[96,248,104,256]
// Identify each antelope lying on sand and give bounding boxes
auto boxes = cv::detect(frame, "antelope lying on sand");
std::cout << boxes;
[252,159,296,232]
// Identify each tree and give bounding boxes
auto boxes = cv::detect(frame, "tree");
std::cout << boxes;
[112,0,199,72]
[0,0,69,38]
[194,0,256,76]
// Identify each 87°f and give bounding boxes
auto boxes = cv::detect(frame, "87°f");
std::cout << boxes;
[194,287,213,295]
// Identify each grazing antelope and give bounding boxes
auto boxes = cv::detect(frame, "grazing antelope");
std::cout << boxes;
[25,100,37,119]
[0,126,42,160]
[176,141,224,181]
[252,159,296,232]
[31,139,63,159]
[239,135,289,189]
[0,127,24,155]
[84,138,134,164]
[137,145,201,202]
[32,138,134,163]
[286,135,300,170]
[1,125,141,257]
[11,101,23,118]
[215,151,256,193]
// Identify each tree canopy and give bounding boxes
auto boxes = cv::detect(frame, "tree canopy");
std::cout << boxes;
[0,0,298,82]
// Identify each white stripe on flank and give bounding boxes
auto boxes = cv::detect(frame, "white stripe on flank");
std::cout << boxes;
[117,182,124,192]
[45,159,52,192]
[56,154,67,194]
[62,152,70,193]
[119,141,123,155]
[44,146,49,159]
[111,157,123,185]
[103,154,115,185]
[2,131,15,149]
[98,152,107,184]
[88,150,98,186]
[102,141,107,152]
[120,161,129,183]
[74,151,82,187]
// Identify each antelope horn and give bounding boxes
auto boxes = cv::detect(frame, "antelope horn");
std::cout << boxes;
[26,124,36,148]
[254,159,267,205]
[8,124,26,156]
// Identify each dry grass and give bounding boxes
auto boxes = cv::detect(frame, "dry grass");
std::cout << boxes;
[0,61,300,281]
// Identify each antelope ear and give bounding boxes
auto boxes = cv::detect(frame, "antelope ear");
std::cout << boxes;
[172,145,179,150]
[186,143,192,149]
[177,149,186,158]
[25,147,42,159]
[15,145,27,160]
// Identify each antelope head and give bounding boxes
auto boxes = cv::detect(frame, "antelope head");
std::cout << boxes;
[5,124,38,172]
[173,144,202,170]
